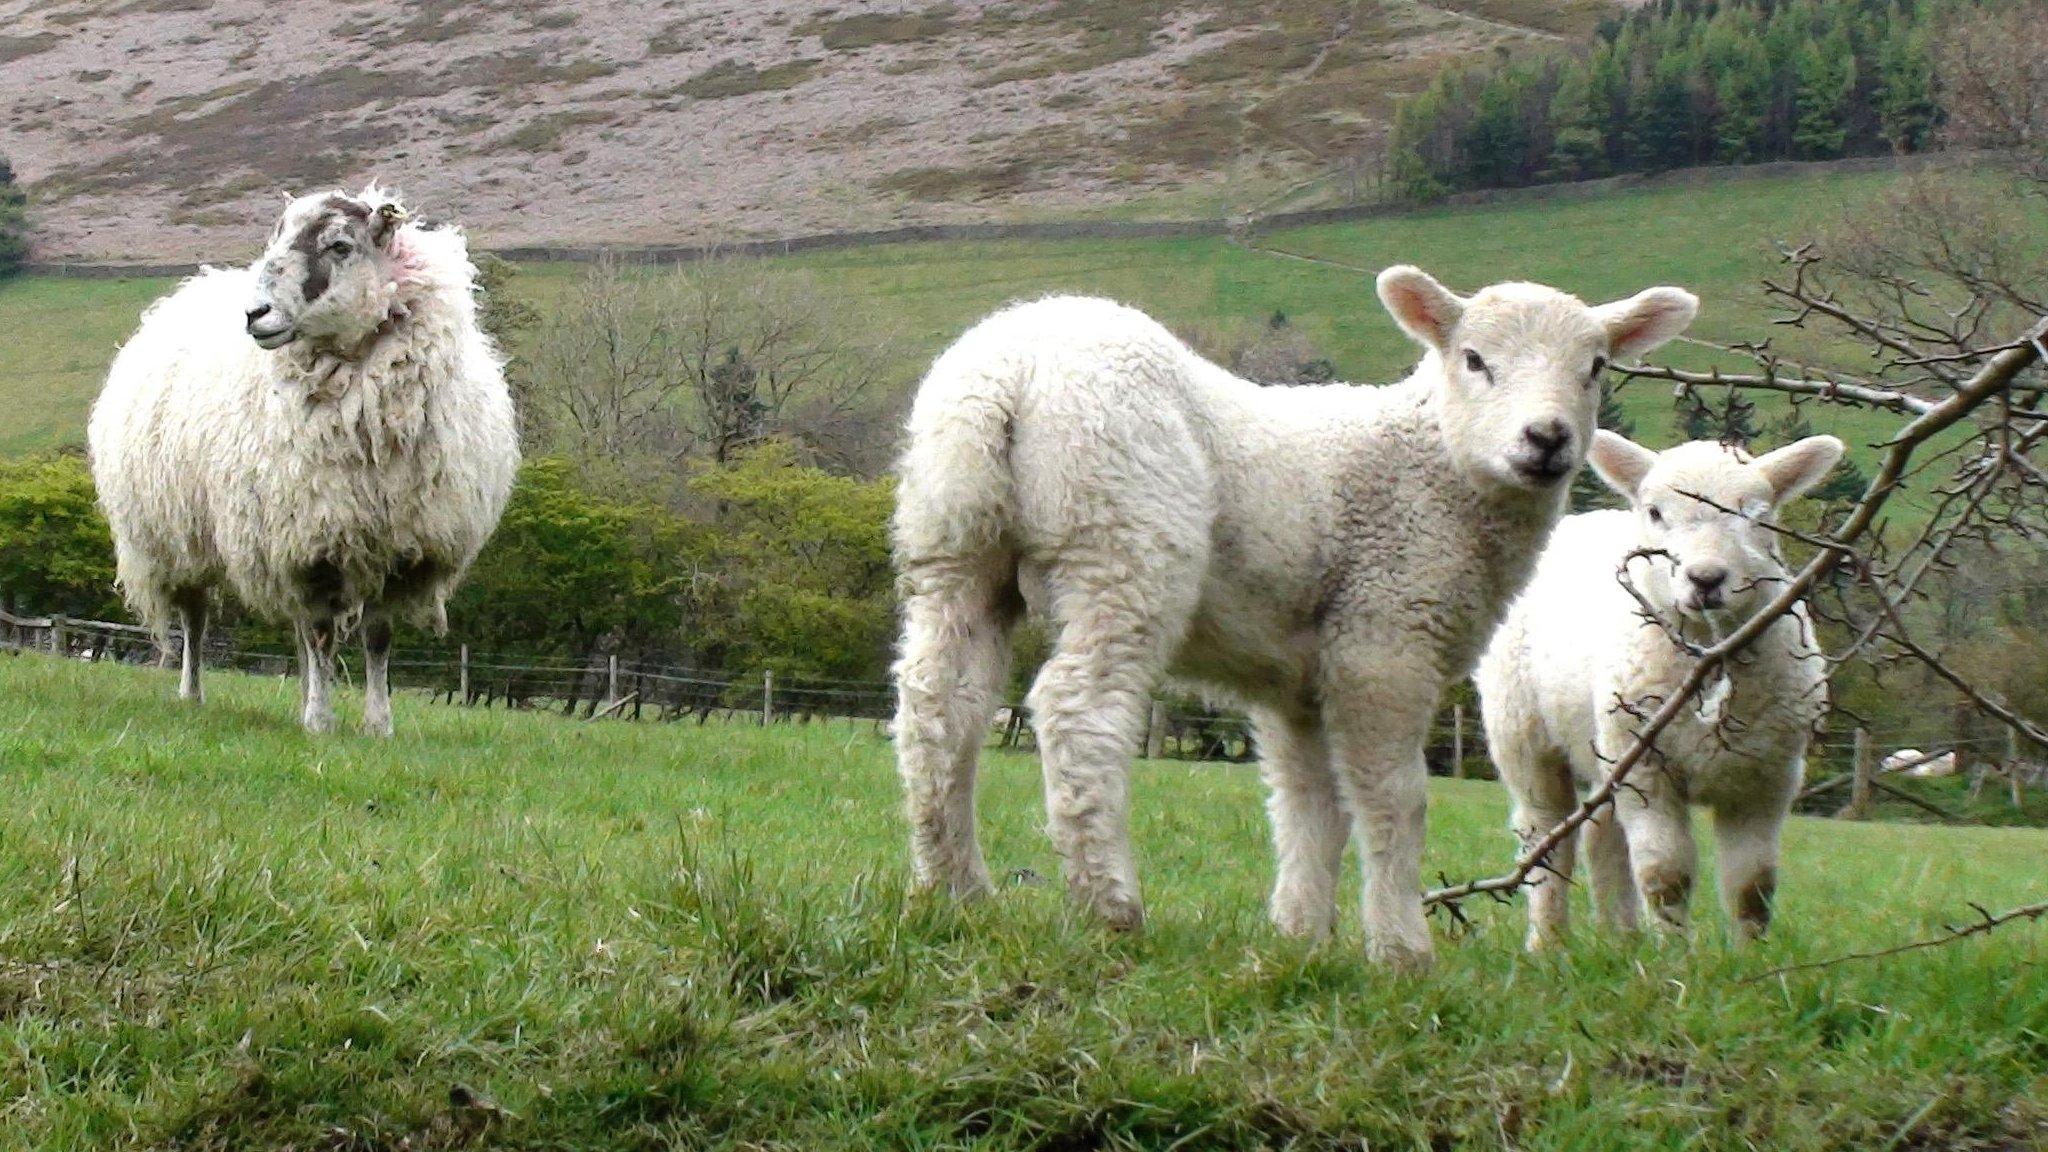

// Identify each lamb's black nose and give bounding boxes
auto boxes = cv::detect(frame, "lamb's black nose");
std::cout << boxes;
[245,304,273,326]
[1522,420,1570,460]
[1687,565,1729,593]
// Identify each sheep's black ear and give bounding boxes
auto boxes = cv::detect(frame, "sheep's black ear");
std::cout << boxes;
[1754,435,1845,506]
[369,200,407,247]
[1377,265,1465,351]
[1596,287,1698,358]
[1588,429,1657,501]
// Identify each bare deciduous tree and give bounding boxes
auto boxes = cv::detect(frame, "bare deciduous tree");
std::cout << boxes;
[516,254,899,481]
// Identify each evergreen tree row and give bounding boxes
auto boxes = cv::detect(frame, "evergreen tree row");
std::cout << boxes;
[1386,0,1954,201]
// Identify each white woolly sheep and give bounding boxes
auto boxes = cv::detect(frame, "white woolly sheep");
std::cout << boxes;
[1476,432,1843,948]
[891,270,1698,964]
[88,185,519,735]
[1884,748,1960,778]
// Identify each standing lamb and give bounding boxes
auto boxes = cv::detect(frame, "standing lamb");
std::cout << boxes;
[89,185,518,735]
[891,269,1697,964]
[1476,432,1843,948]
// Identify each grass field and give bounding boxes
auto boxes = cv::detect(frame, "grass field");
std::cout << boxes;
[0,169,1914,460]
[1,654,2043,1149]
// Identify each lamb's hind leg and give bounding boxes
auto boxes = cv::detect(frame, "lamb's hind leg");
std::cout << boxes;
[1257,710,1348,939]
[1028,558,1196,931]
[171,588,207,704]
[894,559,1017,899]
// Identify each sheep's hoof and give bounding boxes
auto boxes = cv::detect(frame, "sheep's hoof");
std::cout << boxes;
[1079,887,1145,932]
[362,718,395,739]
[302,711,336,735]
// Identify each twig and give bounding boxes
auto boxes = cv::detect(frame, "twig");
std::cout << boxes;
[1742,898,2048,983]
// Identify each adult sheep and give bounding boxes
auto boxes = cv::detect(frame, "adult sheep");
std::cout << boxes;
[892,270,1698,964]
[1476,433,1843,949]
[89,185,518,735]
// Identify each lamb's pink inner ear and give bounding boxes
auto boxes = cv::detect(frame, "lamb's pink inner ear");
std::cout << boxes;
[1755,435,1846,504]
[1588,430,1656,500]
[1377,267,1463,350]
[1600,288,1699,359]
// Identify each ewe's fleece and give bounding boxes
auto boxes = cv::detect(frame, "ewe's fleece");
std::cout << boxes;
[892,274,1697,964]
[89,196,517,652]
[1477,433,1843,949]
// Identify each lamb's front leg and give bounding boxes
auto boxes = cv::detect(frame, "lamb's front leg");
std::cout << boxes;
[1712,771,1797,940]
[1254,709,1347,939]
[1322,671,1438,967]
[1611,765,1696,931]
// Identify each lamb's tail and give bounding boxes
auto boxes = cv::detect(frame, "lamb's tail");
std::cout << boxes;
[891,334,1024,574]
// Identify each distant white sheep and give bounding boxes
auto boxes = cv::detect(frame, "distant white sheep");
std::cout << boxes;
[892,270,1696,964]
[1477,433,1843,947]
[1885,749,1959,778]
[89,186,518,735]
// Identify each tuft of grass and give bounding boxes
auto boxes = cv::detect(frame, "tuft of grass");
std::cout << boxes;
[802,5,958,51]
[0,654,2043,1148]
[676,57,824,100]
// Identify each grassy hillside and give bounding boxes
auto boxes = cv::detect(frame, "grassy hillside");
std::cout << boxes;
[0,168,1906,460]
[0,653,2044,1149]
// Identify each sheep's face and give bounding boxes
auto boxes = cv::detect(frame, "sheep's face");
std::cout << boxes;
[245,188,408,351]
[1590,434,1845,619]
[1376,267,1698,494]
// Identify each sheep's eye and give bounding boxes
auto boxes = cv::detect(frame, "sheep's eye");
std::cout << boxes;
[1647,505,1665,525]
[1463,349,1487,375]
[325,240,353,258]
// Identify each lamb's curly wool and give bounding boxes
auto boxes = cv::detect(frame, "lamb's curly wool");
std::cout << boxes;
[89,187,517,735]
[1476,433,1843,949]
[892,270,1697,964]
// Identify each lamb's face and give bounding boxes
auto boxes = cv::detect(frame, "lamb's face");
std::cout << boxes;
[245,188,407,351]
[1376,267,1698,494]
[1589,434,1846,619]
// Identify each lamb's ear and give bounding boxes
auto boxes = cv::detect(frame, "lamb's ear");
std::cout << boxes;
[1595,287,1698,359]
[1588,429,1657,502]
[1753,435,1845,506]
[1377,265,1465,351]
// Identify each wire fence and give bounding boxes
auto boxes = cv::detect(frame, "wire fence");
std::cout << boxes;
[2,606,2042,804]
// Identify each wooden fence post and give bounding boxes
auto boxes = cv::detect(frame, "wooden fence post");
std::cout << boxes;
[1842,727,1874,820]
[49,614,67,657]
[2010,726,2025,810]
[1145,700,1167,759]
[762,669,775,727]
[459,644,470,704]
[1451,703,1465,779]
[607,654,620,707]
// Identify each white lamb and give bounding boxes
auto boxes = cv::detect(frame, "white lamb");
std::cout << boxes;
[1476,432,1843,948]
[891,269,1697,964]
[89,185,518,735]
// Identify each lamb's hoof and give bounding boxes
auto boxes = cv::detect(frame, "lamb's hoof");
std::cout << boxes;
[1074,884,1145,932]
[362,711,395,738]
[915,866,994,902]
[302,711,336,735]
[1367,934,1436,971]
[1524,928,1568,953]
[1269,899,1337,940]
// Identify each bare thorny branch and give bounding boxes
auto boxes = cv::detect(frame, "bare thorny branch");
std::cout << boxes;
[1425,246,2048,976]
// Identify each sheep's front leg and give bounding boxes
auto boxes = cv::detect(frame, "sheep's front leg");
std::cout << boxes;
[172,588,208,704]
[1581,806,1640,933]
[1323,672,1438,967]
[1712,773,1796,940]
[1255,709,1347,939]
[362,609,394,738]
[297,618,339,735]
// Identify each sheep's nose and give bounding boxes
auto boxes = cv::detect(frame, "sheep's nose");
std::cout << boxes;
[1687,565,1729,593]
[245,304,273,326]
[1522,420,1570,458]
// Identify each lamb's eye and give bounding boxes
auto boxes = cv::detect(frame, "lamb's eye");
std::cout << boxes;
[325,240,353,258]
[1647,505,1665,526]
[1463,349,1487,375]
